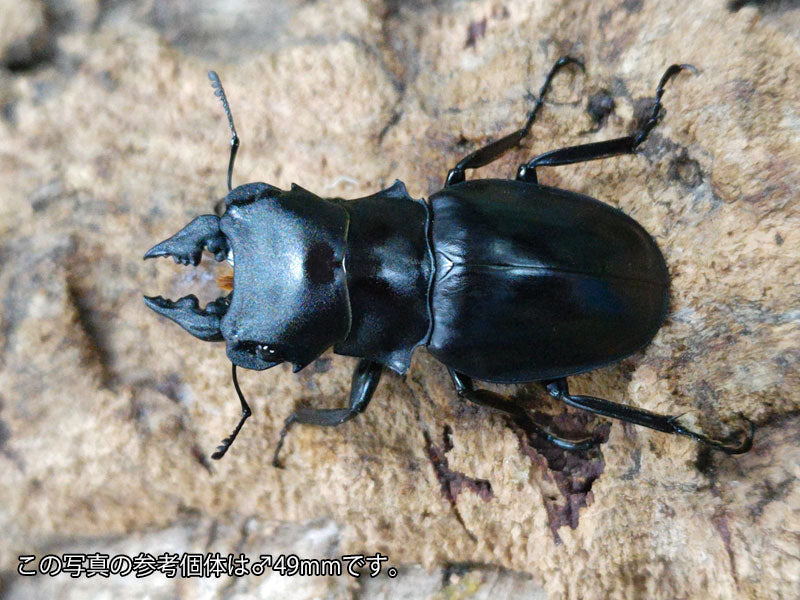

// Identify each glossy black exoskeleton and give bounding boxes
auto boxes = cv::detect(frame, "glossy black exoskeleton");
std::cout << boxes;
[144,58,753,465]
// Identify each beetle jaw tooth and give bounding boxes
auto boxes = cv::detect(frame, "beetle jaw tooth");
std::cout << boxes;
[143,215,229,266]
[143,293,229,342]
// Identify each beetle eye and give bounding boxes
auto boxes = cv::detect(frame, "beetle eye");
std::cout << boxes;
[256,344,278,360]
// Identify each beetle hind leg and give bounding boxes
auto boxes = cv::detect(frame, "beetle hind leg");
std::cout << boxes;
[516,63,697,183]
[449,370,600,452]
[544,378,754,454]
[272,359,384,468]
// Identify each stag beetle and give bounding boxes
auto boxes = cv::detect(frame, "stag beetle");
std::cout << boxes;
[144,57,754,466]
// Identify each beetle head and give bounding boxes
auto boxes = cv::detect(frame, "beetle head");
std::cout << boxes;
[143,71,358,461]
[144,182,351,373]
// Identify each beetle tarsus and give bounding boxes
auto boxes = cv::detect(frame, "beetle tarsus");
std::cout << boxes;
[516,62,697,183]
[211,364,252,460]
[270,360,384,467]
[632,63,698,148]
[667,413,755,455]
[445,55,585,186]
[545,378,754,454]
[271,414,296,468]
[449,369,600,453]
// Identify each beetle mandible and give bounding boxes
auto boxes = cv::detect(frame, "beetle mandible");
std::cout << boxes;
[143,57,754,465]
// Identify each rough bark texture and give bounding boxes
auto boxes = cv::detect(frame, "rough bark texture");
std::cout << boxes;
[0,0,798,598]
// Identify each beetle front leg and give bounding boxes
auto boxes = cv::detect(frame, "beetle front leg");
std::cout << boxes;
[272,359,384,468]
[449,369,599,452]
[543,378,754,454]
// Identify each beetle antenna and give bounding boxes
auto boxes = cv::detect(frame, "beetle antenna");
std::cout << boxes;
[208,71,240,192]
[211,364,252,460]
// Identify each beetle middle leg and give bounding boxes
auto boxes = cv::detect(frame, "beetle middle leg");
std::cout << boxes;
[449,369,599,452]
[272,359,384,468]
[543,378,754,454]
[516,64,697,183]
[445,56,585,186]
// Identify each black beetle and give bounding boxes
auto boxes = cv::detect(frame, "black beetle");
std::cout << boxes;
[144,57,754,465]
